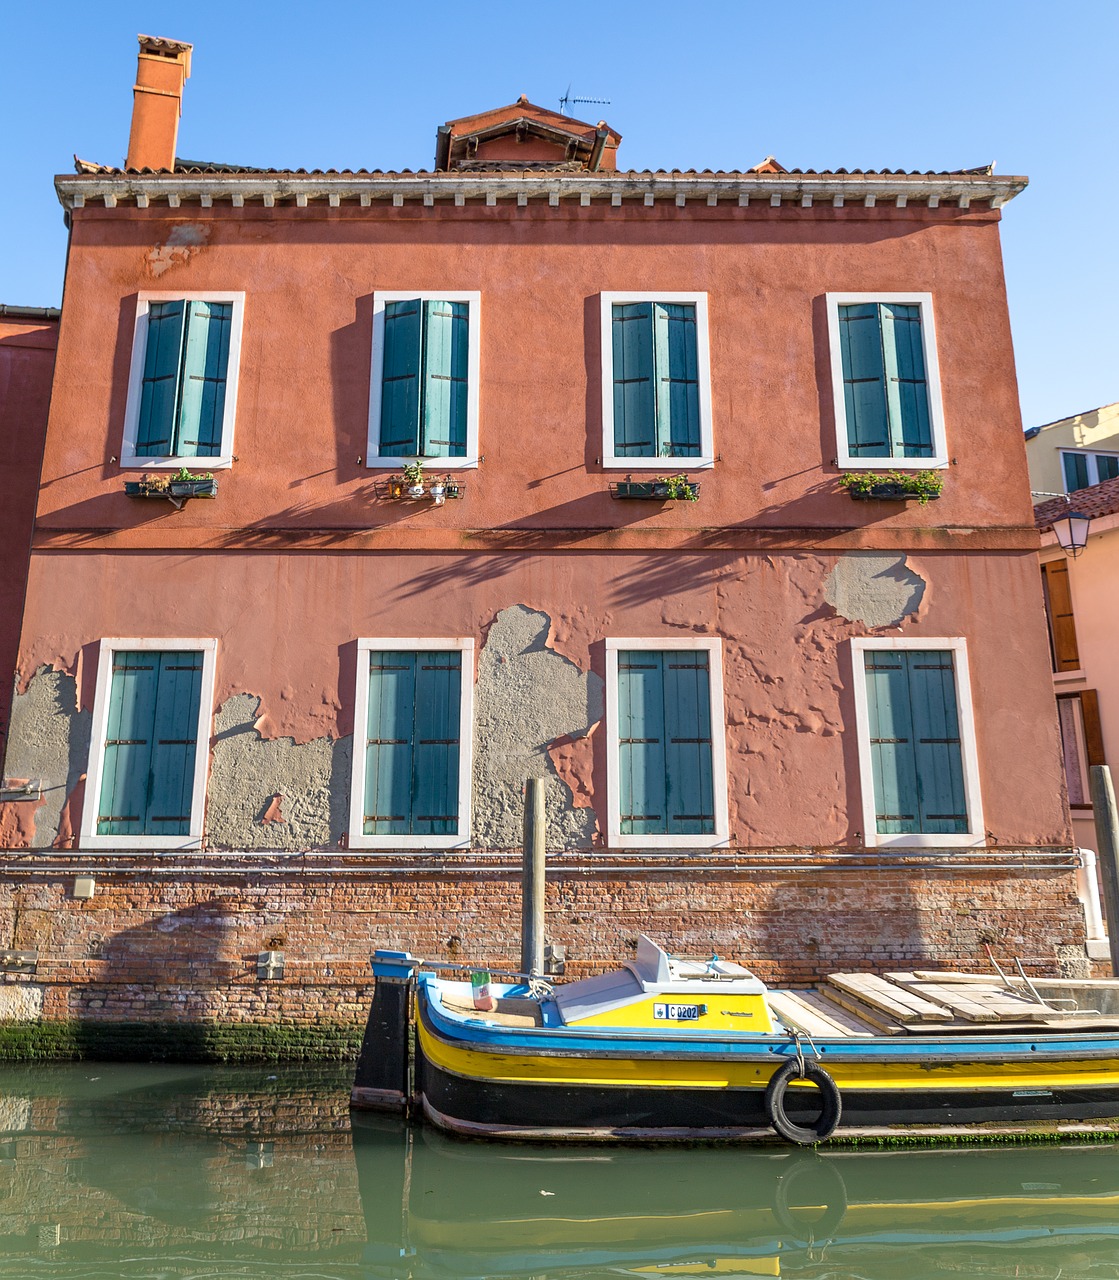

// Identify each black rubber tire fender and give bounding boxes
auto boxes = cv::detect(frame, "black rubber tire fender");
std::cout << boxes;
[764,1058,842,1145]
[772,1154,848,1242]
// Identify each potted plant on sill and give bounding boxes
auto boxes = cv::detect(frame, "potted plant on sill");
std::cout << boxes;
[838,469,943,505]
[615,473,700,502]
[124,468,218,501]
[402,460,426,499]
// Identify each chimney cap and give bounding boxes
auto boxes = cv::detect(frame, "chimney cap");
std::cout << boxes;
[137,34,192,77]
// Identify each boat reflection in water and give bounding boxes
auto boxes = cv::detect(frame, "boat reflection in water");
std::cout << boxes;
[1,1064,1119,1278]
[356,1114,1119,1279]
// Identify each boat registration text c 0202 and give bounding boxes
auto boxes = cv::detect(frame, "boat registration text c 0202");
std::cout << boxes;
[653,1003,707,1021]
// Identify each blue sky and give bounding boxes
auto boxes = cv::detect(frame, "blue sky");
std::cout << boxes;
[3,0,1116,428]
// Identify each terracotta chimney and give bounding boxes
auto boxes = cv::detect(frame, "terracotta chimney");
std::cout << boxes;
[125,35,192,172]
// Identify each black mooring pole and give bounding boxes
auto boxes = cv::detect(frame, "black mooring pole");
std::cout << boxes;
[351,950,419,1111]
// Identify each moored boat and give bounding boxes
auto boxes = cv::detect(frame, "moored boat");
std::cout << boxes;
[351,936,1119,1145]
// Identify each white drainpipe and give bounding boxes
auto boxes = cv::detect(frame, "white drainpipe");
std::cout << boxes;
[1077,847,1108,942]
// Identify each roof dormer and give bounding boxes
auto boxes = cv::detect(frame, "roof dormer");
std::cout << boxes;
[435,96,621,172]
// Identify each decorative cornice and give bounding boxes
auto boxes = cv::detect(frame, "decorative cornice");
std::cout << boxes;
[55,169,1027,213]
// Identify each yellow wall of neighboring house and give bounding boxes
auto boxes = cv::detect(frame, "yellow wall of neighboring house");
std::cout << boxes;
[1027,401,1119,497]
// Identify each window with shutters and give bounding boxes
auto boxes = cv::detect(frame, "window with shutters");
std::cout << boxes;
[367,292,481,469]
[600,292,714,468]
[851,637,985,848]
[1060,449,1119,494]
[81,638,217,850]
[1056,690,1105,810]
[121,293,244,468]
[605,638,729,849]
[1040,559,1081,674]
[348,638,475,849]
[826,293,948,470]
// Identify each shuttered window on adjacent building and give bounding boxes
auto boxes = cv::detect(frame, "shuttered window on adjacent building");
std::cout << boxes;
[362,650,463,836]
[1040,560,1081,673]
[379,299,469,457]
[617,650,715,836]
[136,301,232,457]
[838,302,933,459]
[96,650,204,837]
[612,302,701,459]
[862,649,969,836]
[1056,689,1105,809]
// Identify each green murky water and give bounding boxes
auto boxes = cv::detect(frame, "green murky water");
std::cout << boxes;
[1,1063,1119,1278]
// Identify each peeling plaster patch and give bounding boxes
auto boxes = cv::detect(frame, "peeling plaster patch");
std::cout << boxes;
[2,669,91,847]
[824,552,926,628]
[0,986,43,1023]
[206,694,350,849]
[147,223,210,277]
[473,605,604,850]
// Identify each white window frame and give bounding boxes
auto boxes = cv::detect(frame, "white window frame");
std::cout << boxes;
[81,637,218,851]
[367,291,482,471]
[850,636,985,849]
[826,292,948,471]
[600,291,715,470]
[605,636,729,850]
[121,292,245,470]
[1060,448,1119,493]
[348,637,475,850]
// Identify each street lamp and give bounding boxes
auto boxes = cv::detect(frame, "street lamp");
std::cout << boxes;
[1050,508,1091,559]
[1031,492,1092,559]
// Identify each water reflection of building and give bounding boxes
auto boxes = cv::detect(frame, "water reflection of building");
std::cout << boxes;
[0,30,1088,1053]
[2,1067,1119,1276]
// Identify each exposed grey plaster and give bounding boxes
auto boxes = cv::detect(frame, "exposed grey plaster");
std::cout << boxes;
[1055,944,1091,979]
[824,552,926,628]
[147,223,210,276]
[206,694,351,849]
[3,669,91,847]
[473,605,604,850]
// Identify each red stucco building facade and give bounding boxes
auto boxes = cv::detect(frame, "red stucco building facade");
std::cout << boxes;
[0,36,1088,1050]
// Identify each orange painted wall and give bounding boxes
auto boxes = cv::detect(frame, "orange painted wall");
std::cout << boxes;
[0,315,57,751]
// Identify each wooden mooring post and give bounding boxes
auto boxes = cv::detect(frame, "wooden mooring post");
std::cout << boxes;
[521,777,546,976]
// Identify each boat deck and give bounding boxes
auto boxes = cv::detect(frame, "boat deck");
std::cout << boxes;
[772,972,1117,1038]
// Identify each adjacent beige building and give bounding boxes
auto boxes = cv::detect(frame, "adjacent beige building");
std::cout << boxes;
[1030,410,1119,959]
[1026,400,1119,497]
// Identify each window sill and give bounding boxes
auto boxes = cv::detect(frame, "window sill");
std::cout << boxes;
[602,457,715,471]
[346,834,471,851]
[122,457,234,470]
[837,458,948,471]
[1053,670,1087,684]
[608,834,731,850]
[368,457,478,471]
[869,832,987,849]
[80,835,204,850]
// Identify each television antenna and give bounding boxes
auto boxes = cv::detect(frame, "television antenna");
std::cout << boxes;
[559,85,611,117]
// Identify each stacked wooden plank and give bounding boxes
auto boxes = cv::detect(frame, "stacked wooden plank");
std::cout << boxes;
[796,970,1106,1036]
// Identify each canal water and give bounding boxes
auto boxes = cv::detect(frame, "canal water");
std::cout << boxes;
[2,1064,1119,1278]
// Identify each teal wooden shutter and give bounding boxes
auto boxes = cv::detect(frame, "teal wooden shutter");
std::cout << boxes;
[420,300,469,457]
[379,301,423,455]
[618,651,667,834]
[881,303,932,457]
[412,651,462,834]
[136,302,186,455]
[863,652,921,835]
[1063,453,1090,492]
[906,651,968,833]
[612,304,656,456]
[619,650,715,836]
[175,301,231,457]
[654,303,701,458]
[663,652,714,834]
[863,650,968,835]
[838,303,890,458]
[364,650,461,836]
[97,650,202,837]
[364,652,416,835]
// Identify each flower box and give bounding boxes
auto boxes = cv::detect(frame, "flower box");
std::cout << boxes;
[846,484,940,502]
[124,475,218,502]
[614,480,700,501]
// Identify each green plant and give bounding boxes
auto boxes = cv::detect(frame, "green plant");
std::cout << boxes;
[838,469,944,505]
[654,473,700,501]
[171,467,215,483]
[402,460,425,488]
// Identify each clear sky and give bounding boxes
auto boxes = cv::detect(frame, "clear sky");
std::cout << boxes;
[3,0,1115,429]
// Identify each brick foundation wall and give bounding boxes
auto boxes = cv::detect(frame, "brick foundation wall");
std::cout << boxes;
[0,849,1089,1059]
